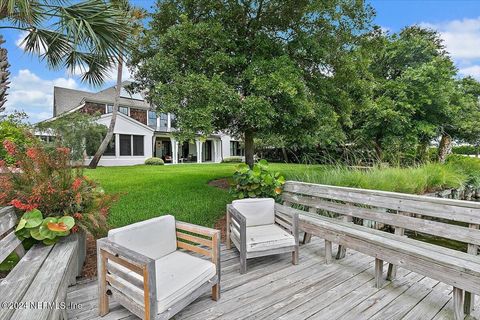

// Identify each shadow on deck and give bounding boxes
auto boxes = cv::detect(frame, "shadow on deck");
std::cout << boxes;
[66,238,480,320]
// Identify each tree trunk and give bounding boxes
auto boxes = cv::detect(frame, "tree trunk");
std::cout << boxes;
[281,147,288,163]
[88,55,123,169]
[438,133,452,164]
[0,35,10,118]
[244,130,255,168]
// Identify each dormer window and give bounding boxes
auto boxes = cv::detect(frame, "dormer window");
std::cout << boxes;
[106,104,129,116]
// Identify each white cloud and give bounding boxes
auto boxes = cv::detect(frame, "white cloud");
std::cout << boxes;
[420,17,480,60]
[459,65,480,79]
[4,69,81,123]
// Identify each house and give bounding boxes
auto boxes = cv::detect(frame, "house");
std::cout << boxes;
[42,81,244,166]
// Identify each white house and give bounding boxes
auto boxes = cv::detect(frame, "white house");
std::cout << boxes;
[39,81,244,166]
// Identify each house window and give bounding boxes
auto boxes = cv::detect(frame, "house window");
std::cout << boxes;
[148,111,157,127]
[230,141,244,156]
[170,114,177,128]
[106,105,129,115]
[133,135,144,156]
[159,113,168,129]
[119,134,131,156]
[104,136,115,156]
[119,134,144,156]
[119,106,129,115]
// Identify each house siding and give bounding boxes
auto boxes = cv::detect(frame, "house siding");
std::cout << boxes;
[130,108,148,125]
[81,102,105,115]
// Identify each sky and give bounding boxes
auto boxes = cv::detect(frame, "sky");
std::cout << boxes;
[4,0,480,123]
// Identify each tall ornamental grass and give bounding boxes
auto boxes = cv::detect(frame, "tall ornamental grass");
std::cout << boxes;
[289,160,477,194]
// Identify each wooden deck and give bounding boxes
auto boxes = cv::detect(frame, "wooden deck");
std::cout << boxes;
[66,238,480,320]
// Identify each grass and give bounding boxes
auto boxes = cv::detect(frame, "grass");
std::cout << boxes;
[289,162,472,194]
[85,163,317,229]
[84,160,479,230]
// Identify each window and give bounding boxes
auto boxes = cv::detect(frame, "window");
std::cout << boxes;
[148,111,157,127]
[230,141,244,156]
[119,106,129,115]
[133,135,144,156]
[170,114,177,128]
[119,134,144,156]
[106,105,129,115]
[159,113,168,129]
[119,134,131,156]
[104,137,115,156]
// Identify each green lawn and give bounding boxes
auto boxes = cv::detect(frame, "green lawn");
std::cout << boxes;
[85,163,314,229]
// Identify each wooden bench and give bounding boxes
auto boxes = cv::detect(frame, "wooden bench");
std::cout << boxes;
[279,181,480,320]
[0,206,85,320]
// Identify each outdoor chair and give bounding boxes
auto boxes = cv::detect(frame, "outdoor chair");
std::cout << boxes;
[226,198,299,274]
[97,215,221,320]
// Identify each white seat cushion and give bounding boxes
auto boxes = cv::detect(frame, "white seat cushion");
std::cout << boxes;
[108,251,216,314]
[108,215,177,260]
[233,224,296,252]
[232,198,275,226]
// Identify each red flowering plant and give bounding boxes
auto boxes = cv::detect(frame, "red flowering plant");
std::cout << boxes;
[1,139,115,244]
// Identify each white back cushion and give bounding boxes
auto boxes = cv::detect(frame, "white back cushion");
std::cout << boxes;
[108,215,177,260]
[232,198,275,227]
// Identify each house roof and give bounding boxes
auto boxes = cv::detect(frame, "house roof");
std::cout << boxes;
[53,81,151,117]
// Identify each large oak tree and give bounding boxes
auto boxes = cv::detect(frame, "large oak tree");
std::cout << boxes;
[131,0,373,166]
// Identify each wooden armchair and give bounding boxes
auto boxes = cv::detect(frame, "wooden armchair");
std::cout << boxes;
[226,198,299,274]
[97,215,220,320]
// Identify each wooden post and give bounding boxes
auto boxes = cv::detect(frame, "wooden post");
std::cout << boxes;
[387,211,408,281]
[226,206,231,250]
[239,217,247,274]
[453,287,465,320]
[97,248,109,316]
[464,223,479,315]
[303,206,316,244]
[375,258,383,288]
[211,231,221,301]
[336,215,352,259]
[292,213,299,265]
[325,240,332,264]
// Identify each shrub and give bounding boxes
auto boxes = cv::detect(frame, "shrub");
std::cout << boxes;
[446,155,480,188]
[0,113,36,165]
[230,159,286,200]
[222,156,243,163]
[145,157,165,165]
[0,139,115,242]
[452,145,478,156]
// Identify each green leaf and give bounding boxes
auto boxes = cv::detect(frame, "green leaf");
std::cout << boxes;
[30,228,46,241]
[15,219,27,232]
[22,209,43,228]
[43,238,58,246]
[58,216,75,230]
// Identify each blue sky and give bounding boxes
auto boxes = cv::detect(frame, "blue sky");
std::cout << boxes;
[4,0,480,123]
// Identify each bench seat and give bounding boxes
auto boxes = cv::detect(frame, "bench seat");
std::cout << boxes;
[277,204,480,295]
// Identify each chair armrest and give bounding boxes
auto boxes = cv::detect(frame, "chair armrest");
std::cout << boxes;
[97,238,157,320]
[175,221,221,268]
[226,204,247,254]
[274,205,299,241]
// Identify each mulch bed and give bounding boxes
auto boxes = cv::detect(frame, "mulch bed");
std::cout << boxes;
[208,178,230,190]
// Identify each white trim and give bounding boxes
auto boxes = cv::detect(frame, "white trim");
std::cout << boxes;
[98,112,155,132]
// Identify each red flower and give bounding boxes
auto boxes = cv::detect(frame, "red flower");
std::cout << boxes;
[10,199,38,211]
[71,226,79,233]
[73,212,83,220]
[3,140,16,156]
[72,177,83,191]
[0,160,5,168]
[26,148,39,160]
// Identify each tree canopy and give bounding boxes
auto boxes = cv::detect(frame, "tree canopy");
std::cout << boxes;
[131,0,374,166]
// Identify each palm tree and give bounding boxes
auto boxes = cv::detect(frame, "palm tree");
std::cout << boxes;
[0,35,9,118]
[88,0,144,168]
[0,0,130,86]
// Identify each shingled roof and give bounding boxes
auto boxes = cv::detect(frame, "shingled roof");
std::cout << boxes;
[53,81,151,117]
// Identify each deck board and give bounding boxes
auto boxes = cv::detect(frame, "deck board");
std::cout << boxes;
[66,237,479,320]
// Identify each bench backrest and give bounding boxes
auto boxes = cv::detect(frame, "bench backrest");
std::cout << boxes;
[0,206,24,264]
[282,181,480,251]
